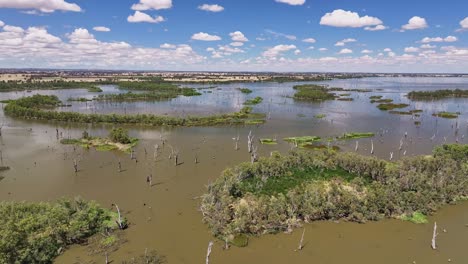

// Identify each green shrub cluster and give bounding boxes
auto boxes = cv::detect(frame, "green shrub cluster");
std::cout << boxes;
[109,128,131,144]
[201,145,468,241]
[0,198,122,263]
[293,84,336,101]
[408,89,468,100]
[4,95,265,127]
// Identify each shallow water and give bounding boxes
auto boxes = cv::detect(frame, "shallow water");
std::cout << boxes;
[0,77,467,263]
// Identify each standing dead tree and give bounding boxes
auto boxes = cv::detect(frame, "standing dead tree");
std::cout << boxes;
[233,134,240,151]
[298,228,305,251]
[247,130,254,153]
[206,241,214,264]
[251,145,258,164]
[114,204,125,230]
[73,159,78,173]
[431,222,437,250]
[169,146,180,166]
[370,139,374,155]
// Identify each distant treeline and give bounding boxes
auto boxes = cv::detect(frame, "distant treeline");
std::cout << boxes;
[407,89,468,100]
[201,144,468,242]
[0,80,99,92]
[4,95,265,127]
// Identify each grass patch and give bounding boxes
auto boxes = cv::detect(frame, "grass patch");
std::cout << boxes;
[237,88,253,94]
[371,98,393,103]
[244,97,263,105]
[337,98,354,101]
[432,112,460,119]
[284,136,321,147]
[87,87,103,92]
[369,95,383,100]
[293,84,336,101]
[231,234,249,247]
[260,138,277,145]
[336,132,374,140]
[401,212,428,224]
[407,89,468,100]
[314,114,326,119]
[377,103,410,111]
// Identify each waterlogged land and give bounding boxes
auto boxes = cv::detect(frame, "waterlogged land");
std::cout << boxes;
[0,77,467,263]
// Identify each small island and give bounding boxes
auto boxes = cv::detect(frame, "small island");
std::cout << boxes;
[61,128,138,153]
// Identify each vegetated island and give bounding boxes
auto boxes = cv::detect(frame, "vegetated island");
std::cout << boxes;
[292,84,336,101]
[237,88,253,94]
[3,95,266,127]
[61,128,138,153]
[284,133,374,148]
[0,198,127,263]
[407,89,468,100]
[243,97,263,105]
[200,144,468,246]
[432,111,461,119]
[0,80,101,92]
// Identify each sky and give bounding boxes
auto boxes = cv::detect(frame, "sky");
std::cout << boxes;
[0,0,467,73]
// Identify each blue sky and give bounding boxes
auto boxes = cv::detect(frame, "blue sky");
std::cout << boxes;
[0,0,467,72]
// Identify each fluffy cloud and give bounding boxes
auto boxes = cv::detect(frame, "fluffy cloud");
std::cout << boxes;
[302,38,316,43]
[320,9,383,28]
[364,25,387,31]
[361,49,373,54]
[421,36,458,43]
[0,20,3,27]
[335,38,356,46]
[93,26,111,32]
[229,31,248,42]
[191,32,221,41]
[319,48,328,52]
[263,44,296,57]
[420,44,436,49]
[230,42,244,47]
[404,47,419,53]
[0,25,204,69]
[160,43,176,49]
[0,0,81,13]
[401,16,428,30]
[275,0,305,5]
[127,11,165,23]
[338,48,353,54]
[198,4,224,12]
[460,17,468,30]
[131,0,172,11]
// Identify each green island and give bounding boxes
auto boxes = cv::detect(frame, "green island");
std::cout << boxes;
[369,95,383,100]
[260,138,278,145]
[284,136,321,147]
[314,114,326,119]
[336,132,374,140]
[243,96,263,105]
[407,89,468,100]
[293,84,336,101]
[61,128,138,153]
[337,97,354,101]
[389,109,423,115]
[3,95,265,127]
[0,198,126,263]
[200,144,468,244]
[371,98,393,103]
[0,80,100,92]
[237,88,253,94]
[432,111,461,119]
[88,86,103,92]
[377,103,410,111]
[328,87,372,93]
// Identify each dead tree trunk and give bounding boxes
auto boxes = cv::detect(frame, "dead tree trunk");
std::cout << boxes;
[298,228,305,251]
[370,139,374,154]
[73,159,78,173]
[206,241,213,264]
[431,222,437,250]
[115,204,124,230]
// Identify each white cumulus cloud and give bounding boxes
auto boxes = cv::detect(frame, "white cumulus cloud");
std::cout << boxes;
[404,47,419,53]
[198,4,224,12]
[0,20,4,27]
[275,0,305,6]
[160,43,176,49]
[364,25,387,31]
[191,32,221,41]
[361,49,373,54]
[421,36,457,43]
[93,26,111,32]
[131,0,172,11]
[459,17,468,30]
[338,48,353,54]
[127,11,165,23]
[0,0,81,13]
[302,38,316,43]
[320,9,383,28]
[229,31,248,42]
[263,44,296,57]
[401,16,428,30]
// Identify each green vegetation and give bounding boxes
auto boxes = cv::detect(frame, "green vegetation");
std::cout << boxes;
[389,111,412,115]
[328,87,371,93]
[201,144,468,241]
[337,132,374,140]
[414,121,421,126]
[0,198,125,263]
[337,98,354,101]
[260,138,277,145]
[243,97,263,105]
[401,212,428,224]
[408,89,468,100]
[231,234,249,247]
[0,166,10,172]
[237,88,253,94]
[4,95,265,127]
[314,114,326,119]
[68,97,92,102]
[122,250,166,264]
[61,128,138,152]
[369,95,383,100]
[432,111,460,119]
[370,98,393,103]
[293,84,336,101]
[284,136,321,147]
[87,86,103,92]
[377,103,410,111]
[0,80,100,92]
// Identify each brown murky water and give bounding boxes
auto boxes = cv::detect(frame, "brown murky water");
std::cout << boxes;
[0,77,467,263]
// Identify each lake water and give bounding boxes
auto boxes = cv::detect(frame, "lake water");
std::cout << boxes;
[0,77,467,263]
